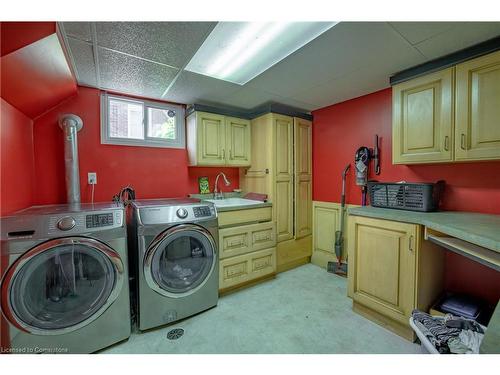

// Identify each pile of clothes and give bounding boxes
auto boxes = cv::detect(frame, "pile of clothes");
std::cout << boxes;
[411,310,485,354]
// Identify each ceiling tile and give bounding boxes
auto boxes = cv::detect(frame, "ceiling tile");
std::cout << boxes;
[388,22,456,45]
[246,22,425,98]
[163,71,240,105]
[95,22,216,68]
[98,48,179,99]
[67,37,97,87]
[62,22,92,42]
[415,22,500,60]
[292,67,389,109]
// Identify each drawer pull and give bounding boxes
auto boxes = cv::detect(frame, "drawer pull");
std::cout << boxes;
[255,235,271,242]
[444,136,449,151]
[228,240,245,247]
[461,134,467,150]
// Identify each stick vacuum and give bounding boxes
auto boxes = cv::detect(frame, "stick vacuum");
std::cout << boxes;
[327,164,350,277]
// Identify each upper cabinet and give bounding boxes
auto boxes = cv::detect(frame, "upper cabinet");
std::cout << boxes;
[225,116,252,166]
[455,50,500,161]
[187,111,251,167]
[392,68,454,164]
[392,50,500,164]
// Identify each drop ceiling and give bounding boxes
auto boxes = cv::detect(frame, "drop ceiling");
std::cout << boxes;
[60,21,500,112]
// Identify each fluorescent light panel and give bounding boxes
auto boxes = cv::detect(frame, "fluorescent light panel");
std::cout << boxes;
[185,22,337,85]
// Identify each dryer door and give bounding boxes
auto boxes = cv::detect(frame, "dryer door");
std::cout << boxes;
[144,224,217,297]
[0,237,125,335]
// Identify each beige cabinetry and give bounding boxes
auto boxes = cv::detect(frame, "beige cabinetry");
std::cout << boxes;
[392,50,500,164]
[225,116,252,166]
[311,201,342,269]
[392,68,454,164]
[455,50,500,161]
[294,117,313,239]
[217,209,276,293]
[187,111,251,166]
[347,215,444,340]
[240,113,313,273]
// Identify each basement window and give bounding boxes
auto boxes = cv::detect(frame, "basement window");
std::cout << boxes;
[100,93,185,149]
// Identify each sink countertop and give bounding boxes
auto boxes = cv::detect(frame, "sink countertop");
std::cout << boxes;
[348,206,500,253]
[189,193,272,212]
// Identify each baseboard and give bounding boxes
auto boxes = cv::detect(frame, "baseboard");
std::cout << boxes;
[353,301,416,342]
[276,256,310,273]
[219,273,276,296]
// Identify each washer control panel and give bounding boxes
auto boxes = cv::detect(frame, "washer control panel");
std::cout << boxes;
[193,206,212,218]
[176,208,188,219]
[86,213,114,228]
[57,216,76,231]
[47,209,123,234]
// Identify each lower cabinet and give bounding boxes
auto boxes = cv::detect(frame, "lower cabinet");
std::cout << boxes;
[218,219,277,293]
[219,248,276,291]
[347,215,445,340]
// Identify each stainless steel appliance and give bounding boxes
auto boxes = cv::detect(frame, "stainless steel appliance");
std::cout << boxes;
[129,198,218,331]
[0,203,131,353]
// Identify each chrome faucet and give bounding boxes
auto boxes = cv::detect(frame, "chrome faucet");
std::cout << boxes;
[214,172,231,199]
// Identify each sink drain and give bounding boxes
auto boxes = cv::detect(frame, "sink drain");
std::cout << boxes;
[167,328,184,340]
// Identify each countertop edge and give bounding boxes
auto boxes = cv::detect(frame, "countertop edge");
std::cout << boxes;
[348,207,500,253]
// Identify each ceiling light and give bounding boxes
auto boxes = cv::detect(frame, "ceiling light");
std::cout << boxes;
[185,22,337,85]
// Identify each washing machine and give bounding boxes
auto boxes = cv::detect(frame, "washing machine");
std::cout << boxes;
[0,203,131,353]
[129,198,218,331]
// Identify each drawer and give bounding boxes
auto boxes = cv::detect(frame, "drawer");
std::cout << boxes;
[219,221,276,259]
[218,207,272,227]
[219,248,276,290]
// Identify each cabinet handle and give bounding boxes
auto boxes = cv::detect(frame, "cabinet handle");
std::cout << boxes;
[222,149,225,159]
[444,136,449,151]
[229,150,232,160]
[461,134,467,150]
[409,235,414,252]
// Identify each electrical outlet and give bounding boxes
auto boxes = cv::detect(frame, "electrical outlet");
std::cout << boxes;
[88,172,97,185]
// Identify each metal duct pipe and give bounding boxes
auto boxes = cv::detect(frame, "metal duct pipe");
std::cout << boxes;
[58,114,83,204]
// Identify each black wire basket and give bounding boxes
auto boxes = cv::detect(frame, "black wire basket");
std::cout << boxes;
[367,180,445,212]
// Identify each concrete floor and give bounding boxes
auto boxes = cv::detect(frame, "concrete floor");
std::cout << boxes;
[103,263,422,354]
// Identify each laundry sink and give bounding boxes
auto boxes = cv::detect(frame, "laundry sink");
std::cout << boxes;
[205,197,263,207]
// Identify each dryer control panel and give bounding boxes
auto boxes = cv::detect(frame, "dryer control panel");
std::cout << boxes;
[138,204,216,225]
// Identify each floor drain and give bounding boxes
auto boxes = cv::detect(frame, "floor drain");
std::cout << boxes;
[167,328,184,340]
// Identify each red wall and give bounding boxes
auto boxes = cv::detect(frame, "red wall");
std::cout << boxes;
[312,88,500,213]
[33,86,239,205]
[0,98,35,215]
[0,22,55,57]
[312,88,500,305]
[0,98,35,350]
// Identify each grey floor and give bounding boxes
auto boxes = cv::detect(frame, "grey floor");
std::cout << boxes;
[103,263,422,354]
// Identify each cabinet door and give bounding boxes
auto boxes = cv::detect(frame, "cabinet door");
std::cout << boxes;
[219,221,276,259]
[225,117,251,166]
[197,112,226,165]
[219,248,276,291]
[294,118,312,238]
[455,50,500,161]
[348,216,418,326]
[274,115,294,242]
[392,68,454,164]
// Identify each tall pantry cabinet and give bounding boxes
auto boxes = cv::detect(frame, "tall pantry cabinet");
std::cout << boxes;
[240,113,312,273]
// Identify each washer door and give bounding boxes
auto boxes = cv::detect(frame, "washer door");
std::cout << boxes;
[144,224,217,297]
[0,237,124,336]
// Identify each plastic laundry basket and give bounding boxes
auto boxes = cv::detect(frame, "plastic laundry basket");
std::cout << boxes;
[409,316,487,354]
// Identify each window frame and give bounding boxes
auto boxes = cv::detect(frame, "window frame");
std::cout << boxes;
[100,92,185,149]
